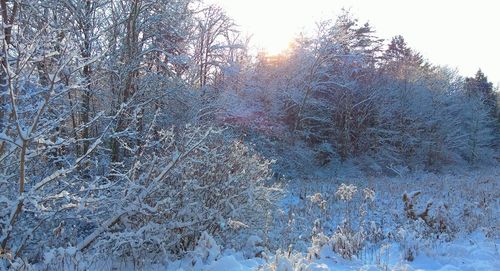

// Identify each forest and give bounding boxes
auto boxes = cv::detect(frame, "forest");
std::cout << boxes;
[0,1,499,270]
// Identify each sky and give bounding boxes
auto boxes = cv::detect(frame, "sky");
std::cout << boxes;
[207,0,500,85]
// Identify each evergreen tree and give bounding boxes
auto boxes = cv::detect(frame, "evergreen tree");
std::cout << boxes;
[464,69,498,115]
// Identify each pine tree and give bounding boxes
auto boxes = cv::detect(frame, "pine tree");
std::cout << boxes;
[464,69,498,115]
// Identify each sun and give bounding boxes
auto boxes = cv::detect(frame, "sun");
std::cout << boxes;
[207,0,305,56]
[255,32,295,56]
[260,38,292,56]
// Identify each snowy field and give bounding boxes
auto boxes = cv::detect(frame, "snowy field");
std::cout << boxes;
[19,168,498,271]
[166,233,499,271]
[162,169,500,271]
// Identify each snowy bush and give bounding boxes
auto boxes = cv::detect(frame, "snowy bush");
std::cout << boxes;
[258,250,315,271]
[329,221,366,260]
[82,126,281,264]
[402,191,457,238]
[41,247,81,271]
[301,183,380,260]
[190,232,221,268]
[243,235,267,259]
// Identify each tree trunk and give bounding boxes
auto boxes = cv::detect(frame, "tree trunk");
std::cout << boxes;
[112,0,141,162]
[0,0,17,156]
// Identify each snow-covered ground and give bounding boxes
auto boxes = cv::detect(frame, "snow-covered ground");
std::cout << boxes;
[164,232,498,271]
[8,168,498,271]
[163,167,500,271]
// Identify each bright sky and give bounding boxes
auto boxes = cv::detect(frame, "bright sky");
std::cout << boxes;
[207,0,500,85]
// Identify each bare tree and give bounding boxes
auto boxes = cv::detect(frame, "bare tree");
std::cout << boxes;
[193,5,238,90]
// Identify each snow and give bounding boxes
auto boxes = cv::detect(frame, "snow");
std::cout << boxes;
[154,169,500,271]
[4,166,498,271]
[205,256,248,271]
[168,233,498,271]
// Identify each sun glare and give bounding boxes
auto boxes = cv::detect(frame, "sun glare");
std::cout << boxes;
[261,41,288,56]
[206,0,311,56]
[258,39,293,56]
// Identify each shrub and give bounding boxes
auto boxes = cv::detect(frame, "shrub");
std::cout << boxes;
[86,126,281,263]
[306,184,378,260]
